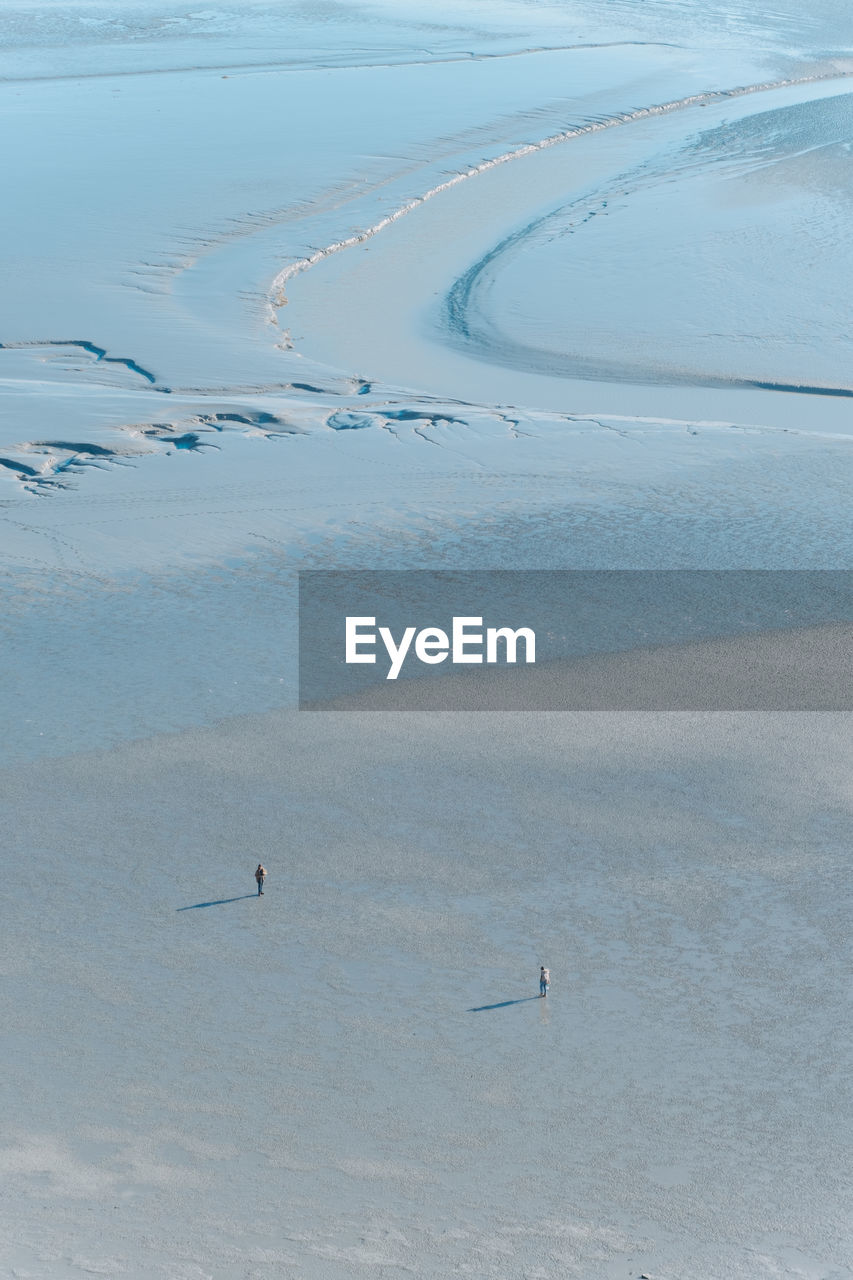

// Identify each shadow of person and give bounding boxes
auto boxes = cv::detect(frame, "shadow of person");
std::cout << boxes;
[468,996,543,1012]
[176,894,258,911]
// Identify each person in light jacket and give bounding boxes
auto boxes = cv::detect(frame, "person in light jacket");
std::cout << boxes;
[539,966,550,997]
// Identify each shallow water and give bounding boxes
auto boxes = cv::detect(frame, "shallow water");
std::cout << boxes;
[448,89,853,392]
[3,2,853,1277]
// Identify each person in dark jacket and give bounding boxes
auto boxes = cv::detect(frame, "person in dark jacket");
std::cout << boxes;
[255,863,266,895]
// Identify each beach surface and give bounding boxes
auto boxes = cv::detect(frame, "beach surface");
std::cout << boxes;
[4,711,853,1279]
[2,1,853,1276]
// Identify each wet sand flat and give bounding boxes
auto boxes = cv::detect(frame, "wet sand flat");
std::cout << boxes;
[3,709,852,1278]
[3,1,853,1275]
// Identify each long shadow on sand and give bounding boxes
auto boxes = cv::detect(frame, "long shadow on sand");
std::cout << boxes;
[177,895,258,911]
[469,996,543,1012]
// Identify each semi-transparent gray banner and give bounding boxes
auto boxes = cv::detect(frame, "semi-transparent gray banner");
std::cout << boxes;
[298,570,853,710]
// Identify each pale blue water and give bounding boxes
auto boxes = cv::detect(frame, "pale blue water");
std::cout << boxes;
[2,4,853,1278]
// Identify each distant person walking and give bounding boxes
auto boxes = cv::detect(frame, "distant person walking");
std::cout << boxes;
[255,863,266,896]
[539,966,550,997]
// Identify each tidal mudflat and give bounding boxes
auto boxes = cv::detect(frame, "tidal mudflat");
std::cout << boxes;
[2,2,852,1276]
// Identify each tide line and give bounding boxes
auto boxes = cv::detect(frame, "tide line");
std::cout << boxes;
[267,68,853,316]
